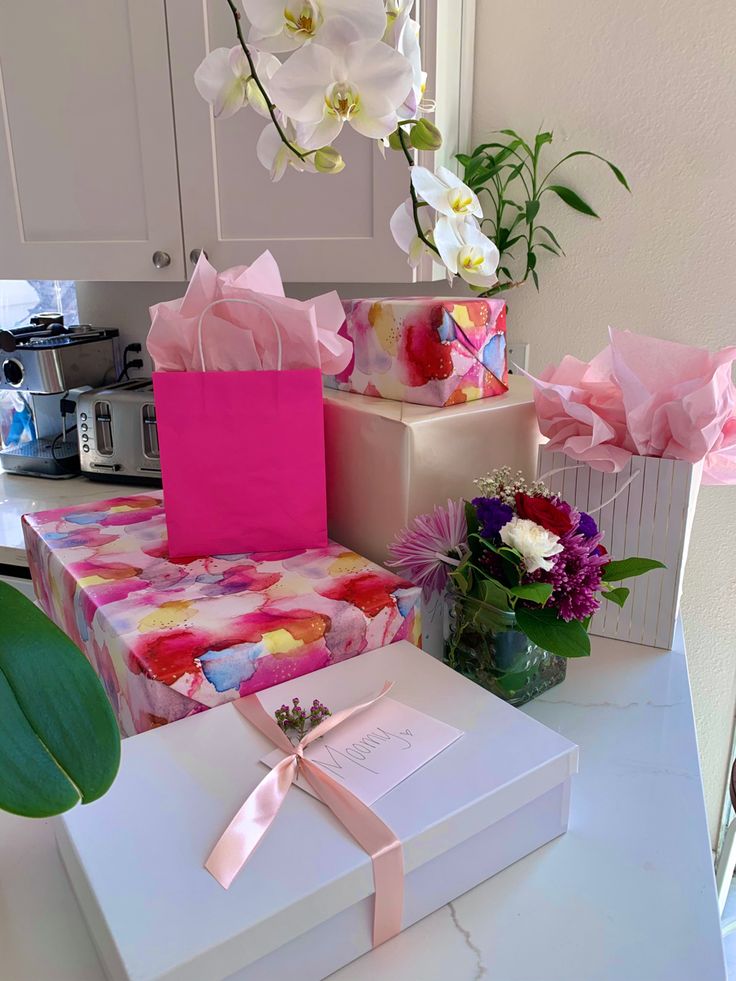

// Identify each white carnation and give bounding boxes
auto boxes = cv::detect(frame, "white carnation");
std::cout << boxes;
[499,517,564,574]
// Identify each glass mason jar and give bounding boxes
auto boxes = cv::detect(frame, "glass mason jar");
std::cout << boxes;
[445,594,567,706]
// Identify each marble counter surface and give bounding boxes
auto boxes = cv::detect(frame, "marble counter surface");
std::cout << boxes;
[0,626,724,980]
[0,468,144,567]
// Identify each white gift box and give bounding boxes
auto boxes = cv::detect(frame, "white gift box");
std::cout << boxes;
[57,641,577,981]
[324,377,541,657]
[538,448,702,649]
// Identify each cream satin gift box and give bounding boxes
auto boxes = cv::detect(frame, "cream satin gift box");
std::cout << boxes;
[57,641,577,981]
[324,376,540,569]
[324,376,541,655]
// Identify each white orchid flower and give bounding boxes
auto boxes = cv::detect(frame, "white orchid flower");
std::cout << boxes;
[395,17,425,117]
[256,119,316,181]
[411,165,482,220]
[243,0,387,53]
[383,0,415,47]
[268,18,413,149]
[390,198,432,268]
[194,47,279,119]
[434,216,500,288]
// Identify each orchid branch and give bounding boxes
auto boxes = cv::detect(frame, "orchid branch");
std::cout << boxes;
[396,126,440,259]
[223,0,316,161]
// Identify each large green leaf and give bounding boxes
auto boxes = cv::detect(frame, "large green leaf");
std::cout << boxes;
[545,184,599,218]
[516,606,591,658]
[0,582,120,817]
[508,583,554,605]
[602,586,630,607]
[480,579,511,610]
[601,557,666,582]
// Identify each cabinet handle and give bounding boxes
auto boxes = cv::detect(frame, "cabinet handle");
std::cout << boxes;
[152,250,171,269]
[189,248,209,264]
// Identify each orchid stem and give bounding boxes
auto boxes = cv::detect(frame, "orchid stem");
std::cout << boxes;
[223,0,315,161]
[397,127,441,259]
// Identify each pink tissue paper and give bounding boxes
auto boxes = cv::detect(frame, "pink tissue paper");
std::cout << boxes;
[526,328,736,485]
[147,250,352,375]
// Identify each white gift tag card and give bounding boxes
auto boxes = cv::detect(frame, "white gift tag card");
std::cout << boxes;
[261,697,463,806]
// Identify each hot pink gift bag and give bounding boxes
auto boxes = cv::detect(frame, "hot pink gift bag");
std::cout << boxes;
[153,297,328,558]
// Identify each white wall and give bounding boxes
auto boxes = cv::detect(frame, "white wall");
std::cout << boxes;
[472,0,736,843]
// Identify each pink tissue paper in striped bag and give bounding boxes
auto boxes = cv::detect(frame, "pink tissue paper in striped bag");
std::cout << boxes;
[525,327,736,485]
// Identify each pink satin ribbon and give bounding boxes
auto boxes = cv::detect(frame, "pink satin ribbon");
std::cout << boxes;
[205,682,404,947]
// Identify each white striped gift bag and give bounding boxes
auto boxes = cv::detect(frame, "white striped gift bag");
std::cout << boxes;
[537,448,703,649]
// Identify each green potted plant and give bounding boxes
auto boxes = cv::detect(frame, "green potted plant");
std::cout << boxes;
[456,129,630,296]
[0,582,120,817]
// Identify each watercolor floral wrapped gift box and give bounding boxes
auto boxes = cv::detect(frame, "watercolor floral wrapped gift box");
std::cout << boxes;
[22,493,421,737]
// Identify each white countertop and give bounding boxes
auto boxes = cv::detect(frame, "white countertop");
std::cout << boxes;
[0,468,144,567]
[0,626,724,981]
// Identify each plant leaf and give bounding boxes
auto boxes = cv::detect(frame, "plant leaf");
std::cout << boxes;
[0,583,120,817]
[531,269,540,290]
[538,242,561,255]
[602,586,630,607]
[553,150,631,191]
[546,184,599,218]
[525,199,540,222]
[508,583,554,604]
[527,251,537,270]
[516,606,591,658]
[537,225,566,253]
[601,557,666,582]
[534,132,554,158]
[480,579,512,610]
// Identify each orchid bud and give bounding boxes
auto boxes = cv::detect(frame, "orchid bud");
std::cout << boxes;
[314,146,345,174]
[388,129,404,151]
[409,119,443,152]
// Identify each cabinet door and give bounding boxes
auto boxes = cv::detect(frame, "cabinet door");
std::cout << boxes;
[167,0,419,282]
[0,1,184,281]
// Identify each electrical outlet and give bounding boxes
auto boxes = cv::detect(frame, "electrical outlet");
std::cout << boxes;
[507,342,530,373]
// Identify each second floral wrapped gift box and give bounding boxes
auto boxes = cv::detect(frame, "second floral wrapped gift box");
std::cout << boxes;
[329,297,508,407]
[22,493,421,736]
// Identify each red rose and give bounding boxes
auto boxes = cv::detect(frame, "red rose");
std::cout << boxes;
[515,493,573,537]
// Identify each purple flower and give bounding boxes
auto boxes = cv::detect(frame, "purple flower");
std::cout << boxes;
[472,496,513,539]
[387,499,468,600]
[532,528,607,622]
[577,511,598,538]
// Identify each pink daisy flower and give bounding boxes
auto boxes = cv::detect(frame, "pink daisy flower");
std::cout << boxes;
[387,500,467,600]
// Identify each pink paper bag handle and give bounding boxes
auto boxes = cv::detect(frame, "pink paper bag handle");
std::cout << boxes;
[197,297,283,372]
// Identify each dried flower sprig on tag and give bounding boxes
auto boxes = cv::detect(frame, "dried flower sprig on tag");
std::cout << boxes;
[275,697,331,741]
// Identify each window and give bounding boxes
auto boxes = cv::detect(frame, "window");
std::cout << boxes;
[0,280,78,330]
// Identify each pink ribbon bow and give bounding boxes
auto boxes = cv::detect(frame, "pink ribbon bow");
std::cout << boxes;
[205,682,404,948]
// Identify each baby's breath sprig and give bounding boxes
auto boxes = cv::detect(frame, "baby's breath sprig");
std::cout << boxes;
[474,466,548,504]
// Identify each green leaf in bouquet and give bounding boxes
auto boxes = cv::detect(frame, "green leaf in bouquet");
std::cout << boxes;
[480,579,512,610]
[601,557,666,582]
[0,582,121,818]
[464,499,480,537]
[515,606,591,659]
[602,586,630,607]
[508,582,554,605]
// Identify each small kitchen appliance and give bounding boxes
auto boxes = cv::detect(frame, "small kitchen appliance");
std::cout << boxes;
[76,379,161,483]
[0,315,118,478]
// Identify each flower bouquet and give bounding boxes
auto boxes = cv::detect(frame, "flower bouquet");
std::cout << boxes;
[388,468,664,705]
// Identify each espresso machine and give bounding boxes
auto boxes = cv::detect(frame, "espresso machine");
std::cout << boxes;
[0,314,119,478]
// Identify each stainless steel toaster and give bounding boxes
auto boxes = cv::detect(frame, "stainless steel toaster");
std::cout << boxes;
[76,379,161,483]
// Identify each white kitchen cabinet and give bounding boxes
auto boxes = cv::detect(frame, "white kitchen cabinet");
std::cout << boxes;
[0,1,474,283]
[167,1,420,282]
[0,0,184,281]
